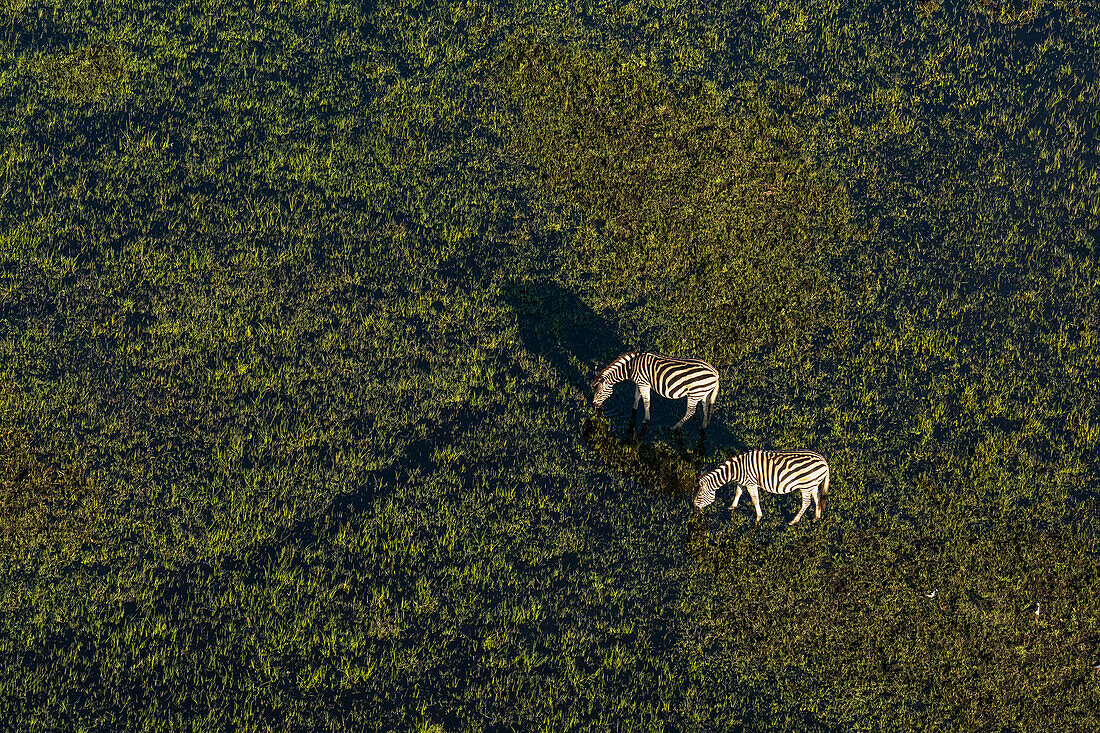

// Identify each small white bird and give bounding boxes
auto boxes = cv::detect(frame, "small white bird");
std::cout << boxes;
[925,589,937,599]
[1035,602,1041,619]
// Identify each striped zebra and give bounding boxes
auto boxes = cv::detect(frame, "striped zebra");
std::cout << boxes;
[694,450,831,525]
[591,352,719,431]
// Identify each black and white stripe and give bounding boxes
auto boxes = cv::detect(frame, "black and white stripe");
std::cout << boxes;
[591,352,719,431]
[694,450,831,525]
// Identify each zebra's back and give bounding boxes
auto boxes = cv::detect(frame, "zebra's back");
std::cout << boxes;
[748,450,829,495]
[640,353,719,399]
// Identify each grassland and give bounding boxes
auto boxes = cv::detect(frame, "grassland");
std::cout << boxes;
[1,0,1099,730]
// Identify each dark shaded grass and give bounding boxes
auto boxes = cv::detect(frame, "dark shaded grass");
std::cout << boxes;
[2,0,1100,731]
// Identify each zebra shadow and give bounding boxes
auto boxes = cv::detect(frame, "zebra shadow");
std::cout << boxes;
[504,280,725,424]
[503,279,627,394]
[582,413,704,500]
[504,278,751,473]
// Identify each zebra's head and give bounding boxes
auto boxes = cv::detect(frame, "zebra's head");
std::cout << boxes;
[591,375,614,406]
[694,470,720,509]
[592,352,637,406]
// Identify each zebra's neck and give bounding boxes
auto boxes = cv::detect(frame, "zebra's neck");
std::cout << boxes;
[704,456,742,491]
[725,455,746,485]
[603,352,640,384]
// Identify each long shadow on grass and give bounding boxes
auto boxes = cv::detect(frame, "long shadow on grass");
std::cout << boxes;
[582,413,703,499]
[502,278,740,441]
[504,278,748,484]
[503,279,621,394]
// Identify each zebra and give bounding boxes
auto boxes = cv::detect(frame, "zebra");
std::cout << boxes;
[694,450,831,525]
[591,352,719,432]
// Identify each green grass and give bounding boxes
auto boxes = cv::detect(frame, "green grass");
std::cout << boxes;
[2,0,1099,730]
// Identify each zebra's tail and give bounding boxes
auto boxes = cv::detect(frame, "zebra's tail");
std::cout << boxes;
[817,463,831,518]
[702,379,719,426]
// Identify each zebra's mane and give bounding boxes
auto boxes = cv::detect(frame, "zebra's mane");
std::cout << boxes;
[698,464,725,484]
[595,351,640,381]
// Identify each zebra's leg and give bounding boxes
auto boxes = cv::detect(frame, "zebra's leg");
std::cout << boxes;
[633,385,651,437]
[730,485,744,509]
[747,485,763,524]
[812,485,823,522]
[789,488,812,525]
[702,388,717,429]
[627,387,638,434]
[673,396,699,430]
[698,390,717,448]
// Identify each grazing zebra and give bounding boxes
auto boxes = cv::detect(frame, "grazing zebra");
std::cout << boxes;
[591,352,719,431]
[694,450,831,525]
